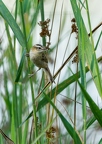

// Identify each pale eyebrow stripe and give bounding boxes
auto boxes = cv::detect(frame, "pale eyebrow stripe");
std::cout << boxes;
[35,44,42,47]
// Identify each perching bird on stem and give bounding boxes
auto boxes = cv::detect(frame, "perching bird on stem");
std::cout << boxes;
[26,44,54,83]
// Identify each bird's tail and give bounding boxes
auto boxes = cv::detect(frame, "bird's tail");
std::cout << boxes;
[44,67,55,83]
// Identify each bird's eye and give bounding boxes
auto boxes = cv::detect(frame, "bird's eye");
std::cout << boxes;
[35,44,42,49]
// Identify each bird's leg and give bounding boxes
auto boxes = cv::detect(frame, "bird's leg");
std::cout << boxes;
[28,68,41,78]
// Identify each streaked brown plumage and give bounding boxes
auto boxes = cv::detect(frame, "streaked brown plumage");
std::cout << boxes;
[27,44,54,83]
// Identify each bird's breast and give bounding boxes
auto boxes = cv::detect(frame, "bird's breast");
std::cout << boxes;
[29,52,47,68]
[29,51,38,60]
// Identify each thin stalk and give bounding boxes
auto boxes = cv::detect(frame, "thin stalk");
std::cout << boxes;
[74,63,78,129]
[22,121,28,144]
[50,0,57,42]
[14,0,18,53]
[20,1,38,142]
[80,22,86,144]
[85,0,94,47]
[18,85,22,143]
[95,31,102,50]
[14,85,19,143]
[3,71,11,118]
[51,0,64,122]
[14,0,18,21]
[83,1,94,143]
[5,22,17,68]
[39,0,46,45]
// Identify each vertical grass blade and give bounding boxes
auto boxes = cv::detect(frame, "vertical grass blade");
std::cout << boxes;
[70,0,102,96]
[15,50,26,82]
[0,1,26,47]
[78,81,102,127]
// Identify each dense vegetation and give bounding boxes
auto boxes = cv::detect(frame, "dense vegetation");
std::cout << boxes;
[0,0,102,143]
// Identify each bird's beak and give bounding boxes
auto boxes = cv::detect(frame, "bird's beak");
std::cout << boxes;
[41,46,50,50]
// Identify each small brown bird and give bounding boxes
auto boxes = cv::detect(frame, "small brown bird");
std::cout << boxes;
[26,44,54,83]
